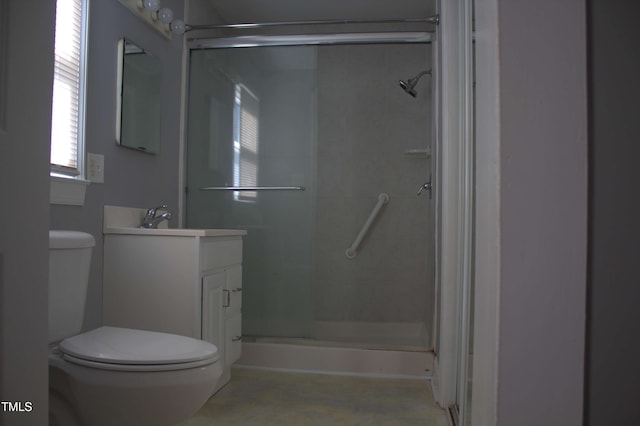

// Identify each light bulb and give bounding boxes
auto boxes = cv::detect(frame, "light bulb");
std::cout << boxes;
[171,19,186,35]
[141,0,160,12]
[157,8,174,24]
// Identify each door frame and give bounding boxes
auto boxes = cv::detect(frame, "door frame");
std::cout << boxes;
[430,0,475,419]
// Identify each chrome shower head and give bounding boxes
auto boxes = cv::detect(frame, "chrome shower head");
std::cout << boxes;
[399,69,431,97]
[399,79,418,97]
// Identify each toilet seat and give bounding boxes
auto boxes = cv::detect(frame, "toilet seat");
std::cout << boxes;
[59,326,219,372]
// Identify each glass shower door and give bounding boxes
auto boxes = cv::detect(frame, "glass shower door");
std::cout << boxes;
[186,47,318,338]
[186,40,434,349]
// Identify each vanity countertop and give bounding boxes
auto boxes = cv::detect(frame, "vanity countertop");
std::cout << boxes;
[103,205,246,237]
[103,227,247,237]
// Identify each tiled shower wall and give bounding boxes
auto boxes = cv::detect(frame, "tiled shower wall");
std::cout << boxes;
[314,44,434,347]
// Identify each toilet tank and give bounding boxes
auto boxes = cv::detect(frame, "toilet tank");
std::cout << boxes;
[49,230,95,343]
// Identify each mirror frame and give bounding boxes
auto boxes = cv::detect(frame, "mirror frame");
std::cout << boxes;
[116,38,162,154]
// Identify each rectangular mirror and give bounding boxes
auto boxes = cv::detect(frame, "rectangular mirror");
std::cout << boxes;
[116,38,162,154]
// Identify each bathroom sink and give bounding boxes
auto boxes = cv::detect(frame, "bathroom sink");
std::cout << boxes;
[103,227,246,237]
[102,206,246,237]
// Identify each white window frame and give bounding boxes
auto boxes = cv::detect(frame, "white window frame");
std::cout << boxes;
[50,0,90,205]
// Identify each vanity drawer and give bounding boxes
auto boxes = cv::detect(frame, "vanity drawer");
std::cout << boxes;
[201,237,242,271]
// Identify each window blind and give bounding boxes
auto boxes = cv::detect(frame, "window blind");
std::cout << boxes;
[233,84,259,201]
[50,0,87,176]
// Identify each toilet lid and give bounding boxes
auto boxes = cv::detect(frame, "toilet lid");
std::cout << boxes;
[59,326,219,366]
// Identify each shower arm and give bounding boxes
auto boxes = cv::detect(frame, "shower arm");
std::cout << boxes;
[408,70,432,85]
[413,70,431,80]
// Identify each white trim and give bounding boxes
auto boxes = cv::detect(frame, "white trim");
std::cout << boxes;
[50,176,90,206]
[456,0,475,422]
[471,0,500,424]
[431,0,474,411]
[76,0,89,179]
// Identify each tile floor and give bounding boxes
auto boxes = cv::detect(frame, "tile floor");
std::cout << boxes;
[178,368,449,426]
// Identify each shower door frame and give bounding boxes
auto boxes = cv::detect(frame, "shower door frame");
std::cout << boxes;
[430,0,475,422]
[180,30,436,224]
[188,32,433,49]
[180,12,475,406]
[183,31,438,348]
[179,14,475,419]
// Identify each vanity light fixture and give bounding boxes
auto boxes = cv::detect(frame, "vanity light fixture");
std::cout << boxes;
[156,8,174,24]
[140,0,160,12]
[118,0,185,38]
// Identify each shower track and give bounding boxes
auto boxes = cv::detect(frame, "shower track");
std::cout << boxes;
[188,32,433,49]
[186,16,439,32]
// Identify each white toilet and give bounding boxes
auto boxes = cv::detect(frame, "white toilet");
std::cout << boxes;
[48,230,222,426]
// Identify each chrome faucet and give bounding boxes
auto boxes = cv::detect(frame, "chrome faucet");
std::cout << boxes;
[141,205,173,229]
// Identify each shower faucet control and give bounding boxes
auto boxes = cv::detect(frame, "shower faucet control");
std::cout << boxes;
[417,178,432,200]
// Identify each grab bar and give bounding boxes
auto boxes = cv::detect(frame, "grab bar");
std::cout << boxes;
[200,186,306,191]
[345,193,389,259]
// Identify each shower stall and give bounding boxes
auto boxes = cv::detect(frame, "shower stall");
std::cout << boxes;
[185,32,436,365]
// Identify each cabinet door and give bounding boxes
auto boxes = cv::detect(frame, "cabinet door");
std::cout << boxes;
[202,272,225,353]
[226,311,242,365]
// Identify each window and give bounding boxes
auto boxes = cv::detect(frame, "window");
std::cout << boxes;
[50,0,88,178]
[232,84,259,202]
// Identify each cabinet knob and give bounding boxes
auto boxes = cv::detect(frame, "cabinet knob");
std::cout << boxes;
[232,288,242,293]
[232,336,242,342]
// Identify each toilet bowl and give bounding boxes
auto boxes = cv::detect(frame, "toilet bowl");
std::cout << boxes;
[49,327,221,426]
[48,231,222,426]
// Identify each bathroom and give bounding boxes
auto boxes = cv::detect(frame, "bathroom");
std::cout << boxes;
[44,0,438,361]
[2,0,599,425]
[49,0,448,422]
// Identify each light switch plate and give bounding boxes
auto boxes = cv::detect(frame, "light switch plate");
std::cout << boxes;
[87,153,104,183]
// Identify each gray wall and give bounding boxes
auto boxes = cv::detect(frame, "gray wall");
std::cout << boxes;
[497,0,588,423]
[474,0,588,424]
[0,1,55,424]
[50,0,185,331]
[587,0,640,424]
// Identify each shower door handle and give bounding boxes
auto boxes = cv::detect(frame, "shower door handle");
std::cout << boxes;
[417,178,432,199]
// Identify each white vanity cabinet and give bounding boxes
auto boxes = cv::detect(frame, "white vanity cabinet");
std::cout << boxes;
[202,265,242,370]
[102,229,245,392]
